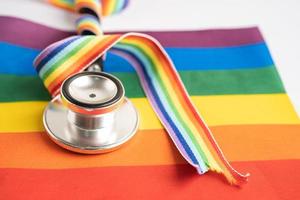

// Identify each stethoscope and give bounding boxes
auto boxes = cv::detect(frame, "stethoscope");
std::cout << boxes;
[43,61,139,154]
[37,0,248,185]
[40,1,141,154]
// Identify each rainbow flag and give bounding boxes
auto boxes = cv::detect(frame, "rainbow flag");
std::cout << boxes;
[0,16,299,199]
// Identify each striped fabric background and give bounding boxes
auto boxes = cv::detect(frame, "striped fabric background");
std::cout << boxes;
[0,15,299,199]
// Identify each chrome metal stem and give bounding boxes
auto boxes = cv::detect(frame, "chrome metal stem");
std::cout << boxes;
[87,63,102,72]
[68,110,115,130]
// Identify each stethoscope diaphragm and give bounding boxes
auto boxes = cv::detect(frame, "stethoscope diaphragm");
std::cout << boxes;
[43,71,139,154]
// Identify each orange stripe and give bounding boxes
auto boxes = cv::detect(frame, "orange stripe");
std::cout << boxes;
[48,38,108,94]
[77,24,101,35]
[48,0,75,11]
[131,37,232,178]
[48,35,121,94]
[146,36,239,179]
[102,0,113,16]
[0,125,299,169]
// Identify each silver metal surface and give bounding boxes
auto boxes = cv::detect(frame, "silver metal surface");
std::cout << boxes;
[87,63,102,72]
[43,96,139,154]
[67,74,118,105]
[68,110,115,130]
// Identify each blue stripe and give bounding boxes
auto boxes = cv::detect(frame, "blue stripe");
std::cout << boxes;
[0,42,274,75]
[36,37,79,72]
[0,43,38,75]
[111,47,200,167]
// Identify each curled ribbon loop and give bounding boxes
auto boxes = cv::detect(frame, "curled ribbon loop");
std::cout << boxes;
[36,0,249,185]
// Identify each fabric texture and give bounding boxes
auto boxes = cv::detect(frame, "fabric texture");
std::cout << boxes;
[34,0,248,185]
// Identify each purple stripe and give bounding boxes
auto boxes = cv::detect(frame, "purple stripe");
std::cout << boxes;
[0,16,72,49]
[0,16,264,49]
[110,48,204,171]
[110,48,193,165]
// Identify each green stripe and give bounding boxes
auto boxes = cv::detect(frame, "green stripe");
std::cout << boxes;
[0,67,285,102]
[0,75,51,102]
[118,66,285,97]
[41,37,94,80]
[120,41,210,165]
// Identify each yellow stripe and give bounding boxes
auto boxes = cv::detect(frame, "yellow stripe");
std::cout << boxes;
[104,0,115,16]
[1,125,299,168]
[127,39,220,170]
[49,0,74,11]
[0,94,299,133]
[44,37,105,86]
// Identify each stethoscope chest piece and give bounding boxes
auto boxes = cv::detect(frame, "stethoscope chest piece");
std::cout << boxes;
[43,71,139,154]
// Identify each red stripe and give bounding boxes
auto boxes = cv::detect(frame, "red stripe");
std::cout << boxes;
[1,160,299,200]
[48,35,121,95]
[152,34,247,181]
[135,36,244,182]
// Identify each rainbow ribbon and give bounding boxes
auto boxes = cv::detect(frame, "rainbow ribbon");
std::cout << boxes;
[49,0,128,16]
[34,0,249,185]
